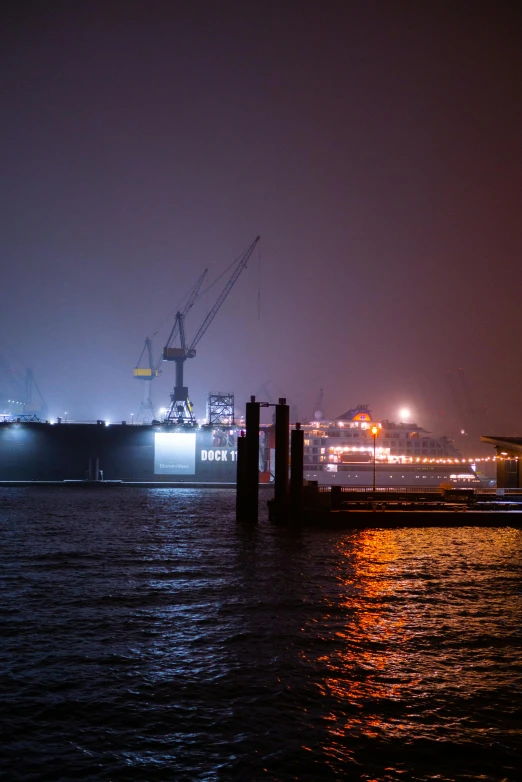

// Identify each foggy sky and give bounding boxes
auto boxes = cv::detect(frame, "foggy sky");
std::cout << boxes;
[1,1,521,449]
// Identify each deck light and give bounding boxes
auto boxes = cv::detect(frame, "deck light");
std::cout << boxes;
[370,426,379,490]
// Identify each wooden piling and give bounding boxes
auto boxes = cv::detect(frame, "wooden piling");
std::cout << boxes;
[236,433,247,521]
[290,424,304,524]
[274,398,289,508]
[244,397,260,522]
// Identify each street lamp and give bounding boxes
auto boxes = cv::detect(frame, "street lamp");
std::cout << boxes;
[130,413,134,425]
[64,412,68,423]
[371,425,379,491]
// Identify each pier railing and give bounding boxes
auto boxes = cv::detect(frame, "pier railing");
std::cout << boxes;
[315,486,522,495]
[309,485,522,511]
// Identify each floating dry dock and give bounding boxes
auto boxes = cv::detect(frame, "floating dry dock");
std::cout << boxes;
[0,420,240,483]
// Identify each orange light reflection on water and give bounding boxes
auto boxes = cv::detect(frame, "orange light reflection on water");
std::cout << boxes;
[307,527,522,767]
[318,531,417,735]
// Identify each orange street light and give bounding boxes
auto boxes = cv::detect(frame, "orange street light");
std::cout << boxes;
[371,425,379,490]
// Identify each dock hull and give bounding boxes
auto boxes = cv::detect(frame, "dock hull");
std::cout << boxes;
[0,422,238,483]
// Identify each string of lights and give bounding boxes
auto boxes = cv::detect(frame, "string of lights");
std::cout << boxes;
[326,446,512,464]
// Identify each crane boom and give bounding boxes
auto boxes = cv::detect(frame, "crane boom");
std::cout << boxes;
[188,236,260,352]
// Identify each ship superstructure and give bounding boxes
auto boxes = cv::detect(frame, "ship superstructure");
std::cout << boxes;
[302,404,481,487]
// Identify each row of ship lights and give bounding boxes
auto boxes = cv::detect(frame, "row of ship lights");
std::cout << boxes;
[313,408,516,463]
[326,448,508,463]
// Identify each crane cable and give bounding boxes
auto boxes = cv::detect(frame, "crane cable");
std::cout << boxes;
[197,245,249,299]
[148,245,249,339]
[140,238,258,361]
[149,289,191,340]
[257,238,261,320]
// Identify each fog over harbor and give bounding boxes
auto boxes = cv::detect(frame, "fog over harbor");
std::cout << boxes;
[2,2,521,449]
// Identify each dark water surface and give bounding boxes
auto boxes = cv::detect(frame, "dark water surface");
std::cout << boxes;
[1,487,521,781]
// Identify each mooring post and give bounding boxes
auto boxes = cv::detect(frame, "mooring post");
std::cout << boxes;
[244,396,260,522]
[290,423,304,524]
[236,432,248,521]
[275,398,290,510]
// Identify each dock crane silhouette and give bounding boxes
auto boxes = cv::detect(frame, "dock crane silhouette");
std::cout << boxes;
[162,236,260,425]
[134,269,208,422]
[133,337,158,422]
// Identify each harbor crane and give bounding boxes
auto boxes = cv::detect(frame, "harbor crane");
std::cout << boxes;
[163,236,260,425]
[134,269,208,422]
[0,355,47,420]
[133,337,158,423]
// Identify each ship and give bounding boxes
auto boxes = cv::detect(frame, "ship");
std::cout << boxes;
[299,404,483,488]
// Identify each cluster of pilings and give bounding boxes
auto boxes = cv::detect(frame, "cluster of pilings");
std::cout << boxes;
[236,396,303,524]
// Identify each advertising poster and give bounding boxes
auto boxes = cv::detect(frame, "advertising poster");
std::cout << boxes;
[154,432,196,475]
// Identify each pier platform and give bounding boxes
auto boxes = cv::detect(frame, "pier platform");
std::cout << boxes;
[268,486,522,527]
[298,507,522,528]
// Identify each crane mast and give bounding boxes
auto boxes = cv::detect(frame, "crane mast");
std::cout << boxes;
[162,236,260,425]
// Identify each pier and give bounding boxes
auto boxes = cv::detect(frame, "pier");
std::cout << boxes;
[284,485,522,527]
[236,398,522,527]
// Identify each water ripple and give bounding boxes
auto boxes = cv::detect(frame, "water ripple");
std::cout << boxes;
[1,487,521,781]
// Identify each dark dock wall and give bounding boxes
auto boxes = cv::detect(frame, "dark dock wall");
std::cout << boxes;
[495,457,520,489]
[0,422,237,483]
[0,423,53,481]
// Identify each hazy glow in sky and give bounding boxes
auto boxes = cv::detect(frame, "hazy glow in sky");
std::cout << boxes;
[1,2,521,449]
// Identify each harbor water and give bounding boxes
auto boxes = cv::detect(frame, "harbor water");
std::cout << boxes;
[1,487,521,781]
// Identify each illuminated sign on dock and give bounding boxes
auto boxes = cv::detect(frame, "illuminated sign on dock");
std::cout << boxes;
[154,432,196,475]
[201,449,237,462]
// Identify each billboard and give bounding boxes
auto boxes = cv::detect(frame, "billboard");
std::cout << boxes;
[154,432,196,475]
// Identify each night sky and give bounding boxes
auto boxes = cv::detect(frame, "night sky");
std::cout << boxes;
[2,1,521,449]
